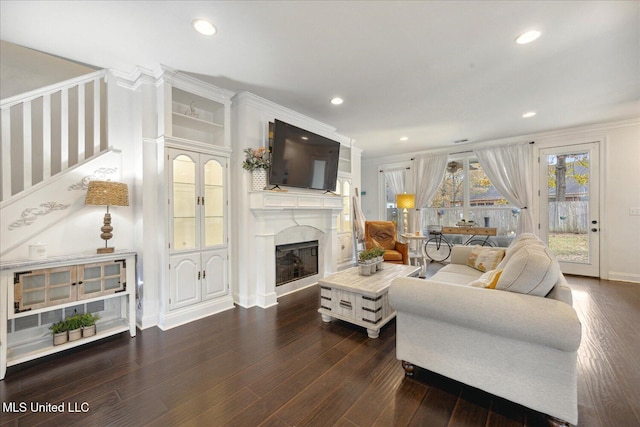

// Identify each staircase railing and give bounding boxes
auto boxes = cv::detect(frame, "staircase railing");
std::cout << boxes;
[0,70,107,202]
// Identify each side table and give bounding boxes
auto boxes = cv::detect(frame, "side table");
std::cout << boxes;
[400,233,428,277]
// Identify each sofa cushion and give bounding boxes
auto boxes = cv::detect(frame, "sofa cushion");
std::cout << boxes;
[469,269,503,289]
[496,245,560,296]
[430,263,483,285]
[383,249,403,261]
[466,246,506,272]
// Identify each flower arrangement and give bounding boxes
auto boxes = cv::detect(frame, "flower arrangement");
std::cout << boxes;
[242,147,270,171]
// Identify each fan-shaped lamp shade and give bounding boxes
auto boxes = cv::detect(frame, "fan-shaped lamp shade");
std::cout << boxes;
[85,181,129,253]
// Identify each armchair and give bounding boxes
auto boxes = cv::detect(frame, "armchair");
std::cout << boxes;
[364,221,409,264]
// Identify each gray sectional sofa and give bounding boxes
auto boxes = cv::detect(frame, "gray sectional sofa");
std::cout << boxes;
[389,234,582,425]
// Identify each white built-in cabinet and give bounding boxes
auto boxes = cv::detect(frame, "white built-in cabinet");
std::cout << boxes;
[335,143,362,269]
[167,149,229,311]
[336,175,354,267]
[156,69,235,329]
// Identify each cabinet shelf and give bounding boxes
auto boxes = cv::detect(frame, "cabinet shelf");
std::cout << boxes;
[7,318,130,367]
[172,112,223,130]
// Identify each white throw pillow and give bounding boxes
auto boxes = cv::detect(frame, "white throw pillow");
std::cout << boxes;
[496,245,559,296]
[497,239,544,269]
[469,269,503,289]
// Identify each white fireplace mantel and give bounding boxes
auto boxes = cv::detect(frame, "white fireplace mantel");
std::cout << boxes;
[249,190,343,211]
[247,190,342,308]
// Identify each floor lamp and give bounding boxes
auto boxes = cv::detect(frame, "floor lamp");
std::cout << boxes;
[396,193,415,234]
[85,180,129,254]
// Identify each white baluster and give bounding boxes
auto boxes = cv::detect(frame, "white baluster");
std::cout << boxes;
[43,94,51,180]
[23,101,32,190]
[78,83,85,162]
[61,88,69,170]
[93,77,101,155]
[1,107,11,200]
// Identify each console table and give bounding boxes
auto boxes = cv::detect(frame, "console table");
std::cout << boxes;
[0,251,137,380]
[441,226,497,245]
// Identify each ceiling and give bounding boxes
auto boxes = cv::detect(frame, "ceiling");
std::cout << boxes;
[1,1,639,158]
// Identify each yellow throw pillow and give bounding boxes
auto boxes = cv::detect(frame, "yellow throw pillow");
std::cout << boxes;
[466,246,506,272]
[469,269,503,289]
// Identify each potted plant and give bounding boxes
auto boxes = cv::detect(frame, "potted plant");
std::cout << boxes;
[65,314,82,342]
[371,247,385,270]
[50,321,68,346]
[242,147,270,191]
[358,249,377,275]
[80,312,100,337]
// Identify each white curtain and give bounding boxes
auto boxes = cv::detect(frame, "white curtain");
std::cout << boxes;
[352,193,366,243]
[474,143,534,234]
[383,169,404,197]
[410,153,449,233]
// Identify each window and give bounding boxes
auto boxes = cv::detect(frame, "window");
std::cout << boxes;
[423,156,517,245]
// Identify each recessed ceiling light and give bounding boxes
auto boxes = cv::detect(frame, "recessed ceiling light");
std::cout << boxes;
[516,30,541,44]
[193,19,216,36]
[330,97,344,105]
[400,136,409,141]
[522,111,537,118]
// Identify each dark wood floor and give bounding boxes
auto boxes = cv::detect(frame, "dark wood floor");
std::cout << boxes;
[1,265,639,426]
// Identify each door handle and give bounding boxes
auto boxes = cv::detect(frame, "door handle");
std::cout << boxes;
[591,220,598,225]
[591,228,598,232]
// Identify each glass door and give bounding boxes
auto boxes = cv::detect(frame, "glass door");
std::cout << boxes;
[202,155,226,248]
[539,142,600,276]
[170,151,198,252]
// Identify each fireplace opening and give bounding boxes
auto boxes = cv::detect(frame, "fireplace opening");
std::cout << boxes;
[275,240,319,286]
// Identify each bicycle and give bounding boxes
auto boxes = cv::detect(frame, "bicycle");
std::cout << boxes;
[423,226,495,262]
[424,230,454,262]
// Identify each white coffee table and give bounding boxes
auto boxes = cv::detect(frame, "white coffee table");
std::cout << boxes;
[318,263,421,338]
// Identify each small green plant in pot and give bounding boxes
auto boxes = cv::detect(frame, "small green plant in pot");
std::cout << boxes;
[80,313,99,338]
[50,320,68,346]
[65,314,82,342]
[371,247,385,262]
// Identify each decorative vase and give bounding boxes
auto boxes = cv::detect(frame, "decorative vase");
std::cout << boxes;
[53,332,67,346]
[82,325,96,338]
[358,262,371,276]
[252,169,267,191]
[68,328,82,342]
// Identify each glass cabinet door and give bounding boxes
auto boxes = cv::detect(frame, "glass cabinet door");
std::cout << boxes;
[77,261,125,300]
[203,157,225,247]
[171,153,198,251]
[14,266,76,312]
[342,180,351,234]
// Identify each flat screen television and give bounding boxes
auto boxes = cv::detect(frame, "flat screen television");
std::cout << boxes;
[269,119,340,191]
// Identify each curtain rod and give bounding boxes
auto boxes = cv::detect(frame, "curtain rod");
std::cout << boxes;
[410,141,535,160]
[379,167,410,173]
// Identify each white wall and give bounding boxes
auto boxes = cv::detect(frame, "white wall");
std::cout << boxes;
[362,120,640,283]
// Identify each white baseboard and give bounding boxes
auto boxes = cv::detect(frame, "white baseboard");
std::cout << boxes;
[607,272,640,284]
[157,296,235,330]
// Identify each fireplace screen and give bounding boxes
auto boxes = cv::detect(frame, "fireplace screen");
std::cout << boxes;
[275,240,319,286]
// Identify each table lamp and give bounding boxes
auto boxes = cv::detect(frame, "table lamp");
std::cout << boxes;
[85,180,129,253]
[396,193,415,234]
